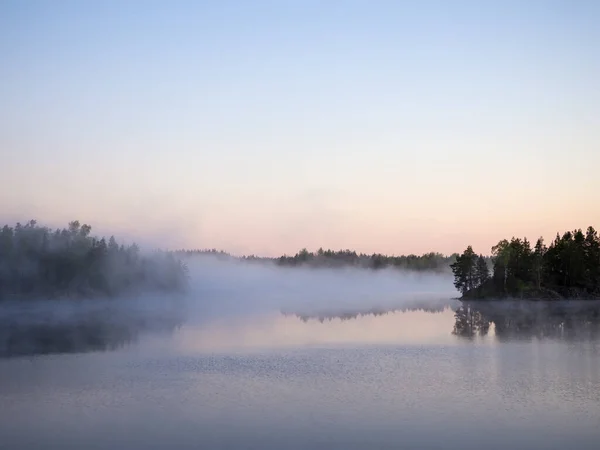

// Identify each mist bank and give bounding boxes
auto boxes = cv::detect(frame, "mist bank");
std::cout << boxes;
[0,218,468,304]
[183,256,457,322]
[0,252,458,357]
[451,225,600,300]
[0,218,460,357]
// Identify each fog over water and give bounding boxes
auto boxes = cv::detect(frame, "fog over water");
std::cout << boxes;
[186,256,457,320]
[1,256,600,449]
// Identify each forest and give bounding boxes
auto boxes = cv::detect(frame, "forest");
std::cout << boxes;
[275,248,458,271]
[0,220,189,301]
[451,226,600,299]
[177,247,466,272]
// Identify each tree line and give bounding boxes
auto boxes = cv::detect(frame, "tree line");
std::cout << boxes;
[276,248,461,272]
[177,247,466,272]
[451,226,600,299]
[0,220,189,301]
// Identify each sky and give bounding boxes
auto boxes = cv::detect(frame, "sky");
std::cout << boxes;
[1,0,599,256]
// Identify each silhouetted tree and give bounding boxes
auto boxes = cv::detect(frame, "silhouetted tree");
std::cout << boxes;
[533,237,546,290]
[450,246,477,295]
[476,254,490,287]
[584,227,600,293]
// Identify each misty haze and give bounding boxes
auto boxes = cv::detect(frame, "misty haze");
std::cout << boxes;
[2,1,600,449]
[2,229,600,449]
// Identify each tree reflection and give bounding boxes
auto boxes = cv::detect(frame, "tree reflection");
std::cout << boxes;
[0,304,183,358]
[453,301,600,342]
[452,305,490,338]
[282,301,451,323]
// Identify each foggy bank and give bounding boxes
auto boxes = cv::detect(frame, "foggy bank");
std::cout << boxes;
[183,255,457,320]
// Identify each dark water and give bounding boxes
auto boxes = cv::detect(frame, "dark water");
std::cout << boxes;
[1,301,600,450]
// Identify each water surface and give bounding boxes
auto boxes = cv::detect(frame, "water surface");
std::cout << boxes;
[1,301,599,449]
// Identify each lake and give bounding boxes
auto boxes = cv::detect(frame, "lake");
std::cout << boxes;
[1,300,600,449]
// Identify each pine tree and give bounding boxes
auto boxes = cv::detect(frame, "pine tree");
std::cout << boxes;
[492,239,510,293]
[584,226,600,292]
[450,246,477,295]
[533,237,546,289]
[475,254,490,287]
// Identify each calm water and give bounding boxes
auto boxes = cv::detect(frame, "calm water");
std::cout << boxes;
[1,302,600,450]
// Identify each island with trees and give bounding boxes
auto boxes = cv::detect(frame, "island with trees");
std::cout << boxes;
[451,226,600,300]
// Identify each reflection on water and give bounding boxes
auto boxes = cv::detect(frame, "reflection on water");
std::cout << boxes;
[4,300,600,358]
[174,306,457,353]
[453,304,491,338]
[0,299,183,358]
[1,299,600,449]
[453,301,600,342]
[285,300,451,323]
[0,317,139,357]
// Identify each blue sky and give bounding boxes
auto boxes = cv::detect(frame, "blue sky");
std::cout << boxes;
[1,0,599,255]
